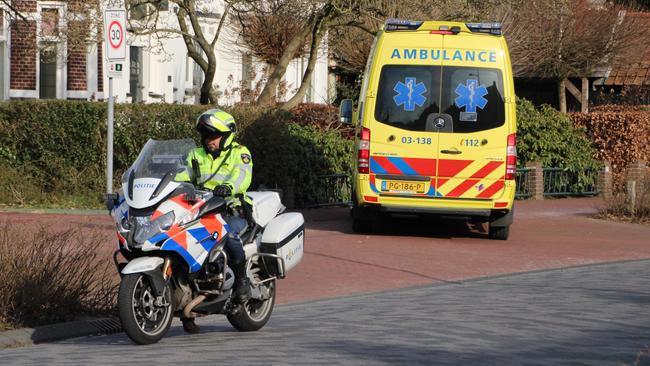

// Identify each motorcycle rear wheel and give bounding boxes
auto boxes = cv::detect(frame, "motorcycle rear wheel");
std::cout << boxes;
[227,280,275,331]
[118,273,173,345]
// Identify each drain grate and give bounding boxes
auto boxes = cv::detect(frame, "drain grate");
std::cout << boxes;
[89,318,122,335]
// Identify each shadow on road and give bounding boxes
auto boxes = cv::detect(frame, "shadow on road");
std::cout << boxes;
[303,207,491,239]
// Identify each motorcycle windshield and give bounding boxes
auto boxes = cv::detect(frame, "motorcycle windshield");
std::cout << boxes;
[122,139,197,185]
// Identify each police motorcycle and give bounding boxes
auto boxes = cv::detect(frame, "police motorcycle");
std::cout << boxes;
[106,139,304,345]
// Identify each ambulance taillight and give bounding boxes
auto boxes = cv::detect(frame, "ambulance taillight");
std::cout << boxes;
[506,133,517,180]
[358,128,371,174]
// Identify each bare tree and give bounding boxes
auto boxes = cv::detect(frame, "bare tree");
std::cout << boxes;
[125,0,240,104]
[245,0,401,109]
[1,0,27,21]
[504,0,647,111]
[233,0,310,66]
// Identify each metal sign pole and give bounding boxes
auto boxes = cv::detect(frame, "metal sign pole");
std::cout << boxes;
[107,76,114,194]
[104,9,125,195]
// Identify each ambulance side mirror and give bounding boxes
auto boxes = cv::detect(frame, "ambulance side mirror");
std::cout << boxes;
[339,99,353,125]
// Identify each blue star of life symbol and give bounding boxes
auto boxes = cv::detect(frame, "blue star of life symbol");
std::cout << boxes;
[393,77,427,112]
[454,79,488,113]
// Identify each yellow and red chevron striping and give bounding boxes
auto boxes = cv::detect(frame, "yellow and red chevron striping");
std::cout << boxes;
[446,179,481,197]
[470,161,504,179]
[441,161,505,198]
[437,159,473,178]
[476,179,505,198]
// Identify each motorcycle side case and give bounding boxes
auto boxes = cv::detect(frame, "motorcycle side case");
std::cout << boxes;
[260,212,305,275]
[246,191,284,227]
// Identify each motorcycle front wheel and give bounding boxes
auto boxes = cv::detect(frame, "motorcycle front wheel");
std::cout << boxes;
[227,279,275,331]
[118,273,173,345]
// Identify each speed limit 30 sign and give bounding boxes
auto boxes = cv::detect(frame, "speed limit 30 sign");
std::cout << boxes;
[104,9,126,61]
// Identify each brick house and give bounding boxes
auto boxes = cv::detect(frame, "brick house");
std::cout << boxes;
[592,11,650,104]
[1,0,104,100]
[0,0,331,104]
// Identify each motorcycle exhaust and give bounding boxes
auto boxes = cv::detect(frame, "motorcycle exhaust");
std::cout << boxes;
[183,294,207,319]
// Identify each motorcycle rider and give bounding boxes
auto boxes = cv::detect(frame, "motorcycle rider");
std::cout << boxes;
[177,109,253,333]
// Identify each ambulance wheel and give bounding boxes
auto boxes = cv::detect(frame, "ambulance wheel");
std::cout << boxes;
[352,218,372,233]
[488,225,510,240]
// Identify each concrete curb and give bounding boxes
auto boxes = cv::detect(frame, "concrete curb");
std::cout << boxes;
[0,208,106,215]
[0,318,121,349]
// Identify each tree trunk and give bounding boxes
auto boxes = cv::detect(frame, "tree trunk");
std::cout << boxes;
[200,53,217,105]
[256,3,333,106]
[558,79,567,113]
[281,30,325,110]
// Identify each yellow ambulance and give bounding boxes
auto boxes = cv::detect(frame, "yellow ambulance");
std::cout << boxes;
[339,19,517,240]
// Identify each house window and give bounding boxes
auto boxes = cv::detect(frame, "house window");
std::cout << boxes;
[129,0,168,20]
[0,9,5,100]
[0,42,5,100]
[41,8,59,37]
[37,4,65,99]
[130,46,143,102]
[39,43,58,98]
[242,53,252,90]
[185,55,192,83]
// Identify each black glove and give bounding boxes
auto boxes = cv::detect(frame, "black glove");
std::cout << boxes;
[213,185,232,197]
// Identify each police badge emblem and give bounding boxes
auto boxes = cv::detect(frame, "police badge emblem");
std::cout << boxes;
[241,153,251,164]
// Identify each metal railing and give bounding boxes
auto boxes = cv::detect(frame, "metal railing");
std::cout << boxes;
[308,168,599,206]
[542,168,599,197]
[309,174,352,208]
[515,168,532,199]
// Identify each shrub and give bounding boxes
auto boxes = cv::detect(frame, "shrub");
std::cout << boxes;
[517,98,600,169]
[570,107,650,185]
[599,174,650,224]
[516,98,601,191]
[0,224,117,328]
[0,101,353,208]
[240,109,354,207]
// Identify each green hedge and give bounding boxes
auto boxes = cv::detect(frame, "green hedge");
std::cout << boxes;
[0,101,352,208]
[516,98,601,191]
[516,98,600,170]
[240,109,353,207]
[0,98,600,208]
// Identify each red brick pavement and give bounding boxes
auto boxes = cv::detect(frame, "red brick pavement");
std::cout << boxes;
[2,198,648,305]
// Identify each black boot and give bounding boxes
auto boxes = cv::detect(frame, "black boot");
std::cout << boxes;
[232,261,252,303]
[181,317,200,334]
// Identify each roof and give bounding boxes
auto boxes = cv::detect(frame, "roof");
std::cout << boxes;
[604,11,650,86]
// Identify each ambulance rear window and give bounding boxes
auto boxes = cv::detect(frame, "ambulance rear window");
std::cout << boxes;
[441,67,505,133]
[375,65,505,133]
[374,65,441,132]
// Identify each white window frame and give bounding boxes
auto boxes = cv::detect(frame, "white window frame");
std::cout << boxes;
[36,1,67,99]
[0,5,9,100]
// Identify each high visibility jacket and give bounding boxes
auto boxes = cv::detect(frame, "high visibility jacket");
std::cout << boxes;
[176,142,253,201]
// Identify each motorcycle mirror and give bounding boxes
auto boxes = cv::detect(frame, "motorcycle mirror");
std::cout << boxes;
[104,193,119,212]
[184,191,197,203]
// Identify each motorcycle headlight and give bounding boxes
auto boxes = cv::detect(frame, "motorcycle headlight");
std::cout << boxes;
[179,210,199,226]
[133,211,175,244]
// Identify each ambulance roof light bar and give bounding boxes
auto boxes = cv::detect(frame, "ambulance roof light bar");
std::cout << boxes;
[465,22,502,35]
[384,18,423,31]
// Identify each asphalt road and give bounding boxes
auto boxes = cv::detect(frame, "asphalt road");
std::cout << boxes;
[2,260,650,365]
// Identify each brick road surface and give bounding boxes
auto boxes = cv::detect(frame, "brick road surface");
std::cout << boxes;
[2,198,650,305]
[2,260,650,365]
